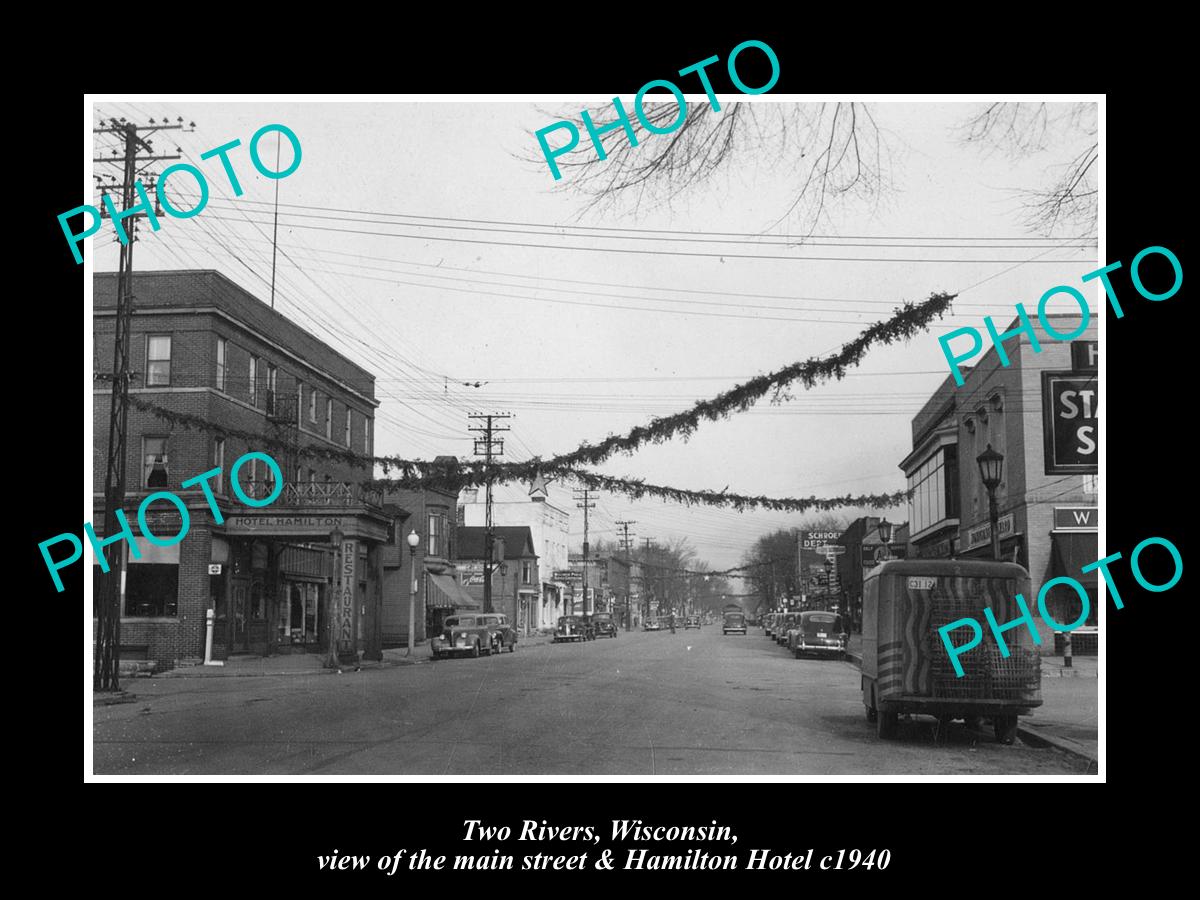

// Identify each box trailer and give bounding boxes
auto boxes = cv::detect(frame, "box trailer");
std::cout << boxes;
[861,558,1042,744]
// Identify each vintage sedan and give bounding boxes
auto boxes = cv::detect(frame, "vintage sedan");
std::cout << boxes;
[789,611,848,659]
[553,615,593,642]
[643,617,662,632]
[775,612,799,645]
[586,613,618,638]
[431,613,517,659]
[684,615,701,630]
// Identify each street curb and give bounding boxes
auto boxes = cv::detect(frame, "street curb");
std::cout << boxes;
[1016,726,1097,767]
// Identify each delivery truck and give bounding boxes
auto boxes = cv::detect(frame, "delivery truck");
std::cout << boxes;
[861,558,1042,744]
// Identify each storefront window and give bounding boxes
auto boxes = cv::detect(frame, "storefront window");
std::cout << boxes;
[124,564,178,617]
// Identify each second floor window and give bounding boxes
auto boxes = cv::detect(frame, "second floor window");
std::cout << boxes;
[309,388,318,423]
[249,356,259,405]
[144,436,169,488]
[216,337,227,391]
[325,398,333,439]
[146,335,171,386]
[213,437,225,493]
[522,561,533,585]
[267,364,278,413]
[364,417,371,455]
[427,511,444,557]
[344,407,352,447]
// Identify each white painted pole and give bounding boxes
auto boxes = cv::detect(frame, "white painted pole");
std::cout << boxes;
[204,607,224,666]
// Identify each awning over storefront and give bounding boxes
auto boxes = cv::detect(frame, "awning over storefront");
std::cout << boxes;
[428,573,480,610]
[1051,531,1099,586]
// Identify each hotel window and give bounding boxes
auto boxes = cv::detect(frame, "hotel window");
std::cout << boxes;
[309,386,318,423]
[213,437,225,493]
[146,335,171,386]
[144,436,169,488]
[249,355,259,405]
[267,364,278,415]
[216,337,227,391]
[325,398,333,439]
[344,406,352,447]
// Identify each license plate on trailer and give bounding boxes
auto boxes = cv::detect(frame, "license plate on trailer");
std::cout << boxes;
[908,576,937,590]
[817,632,827,638]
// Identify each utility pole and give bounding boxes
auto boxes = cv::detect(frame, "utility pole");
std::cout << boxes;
[91,117,184,693]
[572,488,596,615]
[469,413,510,614]
[641,538,656,623]
[616,520,635,630]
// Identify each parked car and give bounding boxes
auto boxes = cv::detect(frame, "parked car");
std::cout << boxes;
[685,615,701,630]
[789,611,847,659]
[722,610,747,635]
[553,615,593,642]
[431,613,516,659]
[776,612,799,645]
[586,612,618,638]
[764,613,776,637]
[643,617,661,631]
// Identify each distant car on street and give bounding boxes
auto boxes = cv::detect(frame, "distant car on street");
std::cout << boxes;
[643,617,661,631]
[722,609,747,635]
[585,613,618,638]
[685,615,701,630]
[789,611,848,659]
[431,613,516,659]
[553,615,593,643]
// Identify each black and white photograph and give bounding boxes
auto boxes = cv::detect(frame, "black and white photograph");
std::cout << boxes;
[79,92,1110,780]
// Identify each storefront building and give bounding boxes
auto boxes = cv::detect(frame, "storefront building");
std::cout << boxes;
[93,270,386,670]
[455,526,540,634]
[900,315,1098,652]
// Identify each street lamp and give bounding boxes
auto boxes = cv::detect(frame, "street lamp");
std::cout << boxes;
[976,443,1005,561]
[877,518,894,560]
[823,558,834,610]
[406,529,420,657]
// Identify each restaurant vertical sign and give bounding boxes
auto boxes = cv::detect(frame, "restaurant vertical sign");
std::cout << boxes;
[340,539,356,652]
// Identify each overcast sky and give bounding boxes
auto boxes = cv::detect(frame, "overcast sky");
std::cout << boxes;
[88,98,1098,570]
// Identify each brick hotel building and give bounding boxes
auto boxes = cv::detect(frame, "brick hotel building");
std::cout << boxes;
[92,270,390,670]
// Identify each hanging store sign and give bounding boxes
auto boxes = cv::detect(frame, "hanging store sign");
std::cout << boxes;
[964,513,1015,551]
[1042,372,1098,474]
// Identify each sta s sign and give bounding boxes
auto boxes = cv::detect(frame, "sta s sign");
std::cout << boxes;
[1043,372,1097,474]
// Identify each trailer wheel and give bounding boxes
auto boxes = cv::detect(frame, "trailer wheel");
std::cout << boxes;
[993,716,1018,745]
[877,710,899,739]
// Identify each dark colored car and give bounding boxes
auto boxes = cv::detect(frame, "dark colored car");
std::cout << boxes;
[643,617,661,631]
[586,613,618,638]
[431,613,517,659]
[553,615,593,643]
[775,612,799,645]
[789,611,848,659]
[684,615,701,630]
[722,611,747,635]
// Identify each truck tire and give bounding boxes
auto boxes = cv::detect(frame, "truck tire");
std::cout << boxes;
[471,640,480,659]
[877,710,899,740]
[510,641,516,652]
[993,716,1018,745]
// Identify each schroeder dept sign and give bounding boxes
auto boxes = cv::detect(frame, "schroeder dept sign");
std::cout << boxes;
[1042,372,1098,474]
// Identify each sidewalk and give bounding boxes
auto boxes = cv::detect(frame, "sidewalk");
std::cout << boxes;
[843,633,1097,766]
[152,632,562,679]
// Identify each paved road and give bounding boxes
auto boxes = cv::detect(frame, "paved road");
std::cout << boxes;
[93,628,1088,775]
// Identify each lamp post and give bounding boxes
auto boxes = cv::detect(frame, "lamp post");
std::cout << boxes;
[406,529,420,657]
[876,518,894,559]
[325,527,344,668]
[976,443,1005,561]
[823,558,833,610]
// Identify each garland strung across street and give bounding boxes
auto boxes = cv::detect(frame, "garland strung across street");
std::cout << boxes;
[127,294,949,512]
[131,397,911,514]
